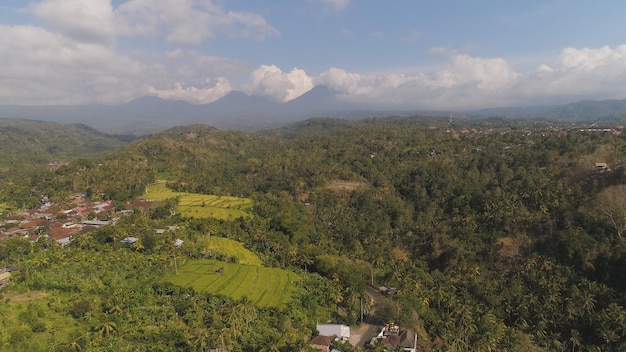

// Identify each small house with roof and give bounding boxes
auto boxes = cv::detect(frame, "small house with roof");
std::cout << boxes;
[309,335,335,351]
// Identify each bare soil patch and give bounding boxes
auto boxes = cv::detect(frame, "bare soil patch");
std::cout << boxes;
[326,180,367,192]
[3,290,48,302]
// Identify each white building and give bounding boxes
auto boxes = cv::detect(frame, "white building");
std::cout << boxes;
[316,324,350,340]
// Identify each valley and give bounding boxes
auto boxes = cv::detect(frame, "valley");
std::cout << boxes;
[0,116,625,351]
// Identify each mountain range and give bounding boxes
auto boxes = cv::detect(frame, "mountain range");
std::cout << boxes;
[1,85,625,134]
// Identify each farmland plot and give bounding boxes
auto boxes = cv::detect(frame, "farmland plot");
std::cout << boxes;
[144,181,252,220]
[207,236,263,266]
[163,259,299,308]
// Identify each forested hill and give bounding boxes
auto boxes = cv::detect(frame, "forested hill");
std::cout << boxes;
[1,117,626,351]
[472,98,626,121]
[0,118,133,172]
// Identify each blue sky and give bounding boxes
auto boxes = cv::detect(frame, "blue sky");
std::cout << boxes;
[1,0,626,109]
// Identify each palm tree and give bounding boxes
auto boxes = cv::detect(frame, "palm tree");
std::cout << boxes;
[132,240,145,252]
[97,321,117,338]
[74,234,94,249]
[579,290,597,317]
[107,304,123,316]
[32,255,50,269]
[568,329,581,352]
[190,328,210,352]
[67,335,86,352]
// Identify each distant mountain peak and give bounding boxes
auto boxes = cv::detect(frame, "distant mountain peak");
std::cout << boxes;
[125,95,166,104]
[288,85,338,104]
[211,90,278,106]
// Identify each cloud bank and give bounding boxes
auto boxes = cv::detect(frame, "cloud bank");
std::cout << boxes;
[1,1,626,109]
[115,0,279,44]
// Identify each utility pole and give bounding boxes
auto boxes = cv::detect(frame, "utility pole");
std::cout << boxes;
[360,297,364,322]
[173,250,178,275]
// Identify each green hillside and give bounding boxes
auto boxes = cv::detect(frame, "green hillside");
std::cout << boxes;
[2,118,626,351]
[0,118,132,170]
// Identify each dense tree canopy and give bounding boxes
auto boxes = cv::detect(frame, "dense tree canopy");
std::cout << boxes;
[1,116,626,351]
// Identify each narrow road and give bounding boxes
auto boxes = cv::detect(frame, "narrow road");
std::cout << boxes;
[348,285,385,347]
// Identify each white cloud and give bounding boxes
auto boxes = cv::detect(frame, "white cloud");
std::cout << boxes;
[308,46,626,109]
[513,45,626,101]
[432,54,518,90]
[142,50,248,103]
[30,0,115,46]
[0,23,246,105]
[115,0,279,44]
[311,54,520,109]
[147,78,231,104]
[559,45,626,71]
[317,67,361,93]
[245,65,314,102]
[0,24,144,104]
[164,49,250,79]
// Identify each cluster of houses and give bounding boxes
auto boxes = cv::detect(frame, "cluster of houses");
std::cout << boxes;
[310,323,417,352]
[0,194,118,245]
[449,124,623,137]
[369,323,417,352]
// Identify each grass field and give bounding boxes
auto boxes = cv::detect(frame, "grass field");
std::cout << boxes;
[144,181,253,220]
[207,237,263,266]
[163,259,299,308]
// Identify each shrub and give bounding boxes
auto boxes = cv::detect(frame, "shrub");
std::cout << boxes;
[71,299,92,319]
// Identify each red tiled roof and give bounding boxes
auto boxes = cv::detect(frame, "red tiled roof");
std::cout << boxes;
[48,226,77,239]
[310,335,334,346]
[5,213,28,221]
[20,218,47,229]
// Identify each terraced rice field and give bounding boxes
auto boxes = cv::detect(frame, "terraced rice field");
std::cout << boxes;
[163,259,299,308]
[144,181,252,220]
[207,237,263,266]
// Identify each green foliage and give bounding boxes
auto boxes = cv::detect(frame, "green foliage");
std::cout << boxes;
[2,117,626,350]
[70,299,92,319]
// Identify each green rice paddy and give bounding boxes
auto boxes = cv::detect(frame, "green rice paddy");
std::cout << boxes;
[144,181,252,220]
[163,259,299,308]
[148,182,297,308]
[207,236,263,266]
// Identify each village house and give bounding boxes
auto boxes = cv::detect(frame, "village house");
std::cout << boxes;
[370,323,417,352]
[309,335,335,352]
[309,323,350,351]
[316,324,350,340]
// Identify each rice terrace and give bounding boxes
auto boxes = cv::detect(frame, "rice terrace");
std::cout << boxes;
[162,259,300,308]
[206,236,263,266]
[144,180,252,220]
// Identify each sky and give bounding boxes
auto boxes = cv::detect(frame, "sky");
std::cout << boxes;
[1,0,626,109]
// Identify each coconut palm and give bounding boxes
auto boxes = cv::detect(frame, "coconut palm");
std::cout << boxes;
[97,321,117,338]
